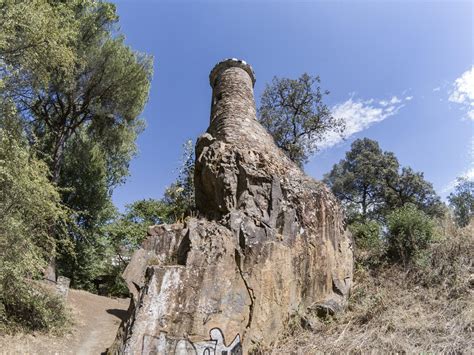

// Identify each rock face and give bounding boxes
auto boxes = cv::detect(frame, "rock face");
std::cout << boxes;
[110,59,353,354]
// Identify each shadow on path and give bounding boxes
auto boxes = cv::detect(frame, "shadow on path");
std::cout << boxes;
[106,308,129,322]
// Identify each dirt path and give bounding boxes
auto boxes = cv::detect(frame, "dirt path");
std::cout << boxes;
[0,289,129,354]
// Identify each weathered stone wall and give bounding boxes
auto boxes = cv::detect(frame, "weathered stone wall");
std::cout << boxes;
[109,59,353,354]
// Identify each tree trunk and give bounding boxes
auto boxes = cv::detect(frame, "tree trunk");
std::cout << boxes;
[44,257,57,283]
[44,130,68,282]
[51,130,68,183]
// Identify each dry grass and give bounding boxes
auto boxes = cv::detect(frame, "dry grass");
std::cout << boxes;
[271,221,473,354]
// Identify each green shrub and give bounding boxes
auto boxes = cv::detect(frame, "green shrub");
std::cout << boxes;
[349,220,385,268]
[386,204,435,264]
[0,112,69,333]
[349,220,383,249]
[0,280,69,333]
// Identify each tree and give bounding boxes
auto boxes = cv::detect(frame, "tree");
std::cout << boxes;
[384,167,445,218]
[62,138,196,295]
[1,0,152,182]
[124,199,172,226]
[1,0,153,284]
[324,138,398,222]
[0,104,68,330]
[95,199,172,295]
[448,177,474,227]
[162,139,196,221]
[258,73,344,167]
[0,0,76,89]
[324,138,444,222]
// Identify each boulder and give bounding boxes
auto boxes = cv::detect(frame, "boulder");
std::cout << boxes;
[109,59,353,354]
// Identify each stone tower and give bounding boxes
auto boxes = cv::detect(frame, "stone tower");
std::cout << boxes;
[208,59,271,147]
[196,58,301,217]
[110,59,353,354]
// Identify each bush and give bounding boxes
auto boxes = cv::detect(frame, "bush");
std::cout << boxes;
[350,220,382,249]
[411,220,473,297]
[386,204,436,264]
[349,220,385,267]
[0,110,69,332]
[0,280,69,334]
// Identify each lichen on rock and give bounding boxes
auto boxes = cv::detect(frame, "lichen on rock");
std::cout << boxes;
[109,58,353,354]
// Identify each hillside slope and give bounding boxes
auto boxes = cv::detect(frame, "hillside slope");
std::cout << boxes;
[272,222,474,353]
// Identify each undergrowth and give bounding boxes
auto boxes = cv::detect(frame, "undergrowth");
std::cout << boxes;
[271,220,473,353]
[0,281,70,335]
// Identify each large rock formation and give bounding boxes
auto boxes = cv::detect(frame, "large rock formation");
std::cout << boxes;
[110,59,353,354]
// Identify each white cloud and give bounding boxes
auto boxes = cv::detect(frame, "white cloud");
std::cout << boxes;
[405,96,413,101]
[448,66,474,120]
[390,96,402,104]
[433,87,441,92]
[441,137,474,195]
[442,167,474,195]
[317,95,410,150]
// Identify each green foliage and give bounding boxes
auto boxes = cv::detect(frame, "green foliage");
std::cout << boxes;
[349,220,383,250]
[124,198,172,226]
[448,177,474,227]
[162,139,196,221]
[386,204,436,264]
[349,220,385,268]
[90,199,172,296]
[1,0,153,182]
[1,0,153,291]
[60,130,115,228]
[0,0,77,88]
[103,199,169,261]
[258,73,344,167]
[324,139,444,266]
[0,104,68,332]
[57,232,109,293]
[325,138,398,221]
[384,167,446,218]
[324,138,444,222]
[91,141,196,295]
[1,282,69,334]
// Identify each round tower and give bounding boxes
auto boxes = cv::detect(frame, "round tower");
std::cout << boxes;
[208,58,272,146]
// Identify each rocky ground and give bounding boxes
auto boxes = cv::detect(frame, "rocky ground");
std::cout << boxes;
[0,289,128,355]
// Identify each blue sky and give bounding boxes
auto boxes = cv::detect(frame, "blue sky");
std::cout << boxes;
[111,0,473,211]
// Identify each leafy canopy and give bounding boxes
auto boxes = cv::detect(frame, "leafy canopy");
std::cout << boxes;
[1,0,153,289]
[448,177,474,227]
[1,0,153,182]
[324,138,444,222]
[258,73,344,167]
[0,104,68,331]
